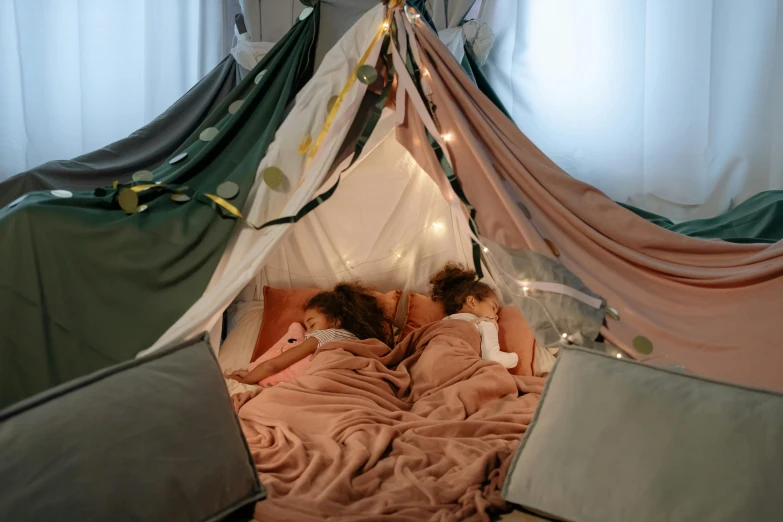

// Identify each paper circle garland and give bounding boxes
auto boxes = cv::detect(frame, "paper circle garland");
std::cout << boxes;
[606,307,620,321]
[50,190,72,198]
[216,181,239,200]
[136,204,148,213]
[132,170,154,182]
[633,335,654,355]
[171,193,191,203]
[356,65,378,85]
[255,70,266,84]
[118,188,139,213]
[228,100,244,115]
[169,152,188,164]
[263,167,285,189]
[199,127,219,142]
[298,7,314,20]
[516,201,531,219]
[327,95,339,114]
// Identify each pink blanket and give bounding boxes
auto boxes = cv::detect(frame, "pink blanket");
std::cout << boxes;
[238,320,544,521]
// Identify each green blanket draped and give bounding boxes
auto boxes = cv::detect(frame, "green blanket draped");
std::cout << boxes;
[620,191,783,244]
[0,9,319,409]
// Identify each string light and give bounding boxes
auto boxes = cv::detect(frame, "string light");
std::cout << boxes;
[383,22,389,31]
[442,132,453,142]
[616,353,623,358]
[422,68,430,77]
[561,333,568,339]
[432,221,444,231]
[395,252,402,258]
[483,247,489,253]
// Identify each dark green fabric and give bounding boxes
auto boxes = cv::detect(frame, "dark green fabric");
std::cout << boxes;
[0,55,238,209]
[620,190,783,244]
[0,8,320,409]
[462,45,512,119]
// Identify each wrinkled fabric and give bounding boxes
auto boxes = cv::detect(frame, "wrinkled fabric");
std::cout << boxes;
[397,22,783,391]
[239,320,543,521]
[0,12,319,409]
[0,56,238,209]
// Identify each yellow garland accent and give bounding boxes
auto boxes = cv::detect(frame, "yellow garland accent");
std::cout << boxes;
[305,13,390,166]
[205,193,243,219]
[179,7,399,227]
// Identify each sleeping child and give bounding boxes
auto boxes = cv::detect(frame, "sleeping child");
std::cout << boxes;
[429,263,557,376]
[226,282,392,387]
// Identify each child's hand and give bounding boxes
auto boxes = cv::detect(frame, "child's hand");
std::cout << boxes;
[225,370,252,383]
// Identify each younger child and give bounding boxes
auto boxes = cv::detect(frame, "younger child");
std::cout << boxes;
[226,282,392,385]
[430,263,519,369]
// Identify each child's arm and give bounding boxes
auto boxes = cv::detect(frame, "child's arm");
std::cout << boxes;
[227,337,319,384]
[476,320,519,369]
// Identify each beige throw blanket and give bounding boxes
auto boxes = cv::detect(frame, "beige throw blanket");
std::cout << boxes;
[238,320,544,521]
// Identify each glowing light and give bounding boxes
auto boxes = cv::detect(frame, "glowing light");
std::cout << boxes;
[483,247,489,253]
[442,132,453,142]
[561,333,568,339]
[395,252,402,258]
[432,221,444,231]
[382,22,389,31]
[616,353,622,358]
[522,286,530,293]
[422,68,430,77]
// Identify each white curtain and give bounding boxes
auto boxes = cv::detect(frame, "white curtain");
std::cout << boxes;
[0,0,228,181]
[480,0,783,221]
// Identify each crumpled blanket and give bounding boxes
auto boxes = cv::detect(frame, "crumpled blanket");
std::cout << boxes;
[238,319,544,521]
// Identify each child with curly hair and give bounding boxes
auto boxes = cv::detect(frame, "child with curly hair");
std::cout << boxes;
[226,282,392,386]
[429,263,520,369]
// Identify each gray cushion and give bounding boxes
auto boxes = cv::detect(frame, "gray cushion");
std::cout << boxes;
[503,347,783,522]
[0,336,264,522]
[482,237,606,348]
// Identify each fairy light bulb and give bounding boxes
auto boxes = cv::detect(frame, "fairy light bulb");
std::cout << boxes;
[432,221,444,232]
[442,132,453,142]
[561,333,568,339]
[383,22,389,31]
[483,247,489,253]
[616,353,623,359]
[395,252,402,258]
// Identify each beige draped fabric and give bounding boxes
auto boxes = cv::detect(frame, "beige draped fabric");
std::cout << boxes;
[397,22,783,391]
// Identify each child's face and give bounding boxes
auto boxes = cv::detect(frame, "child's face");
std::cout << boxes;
[303,308,339,333]
[463,293,500,319]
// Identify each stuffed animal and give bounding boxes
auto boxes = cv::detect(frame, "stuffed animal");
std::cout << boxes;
[246,322,307,386]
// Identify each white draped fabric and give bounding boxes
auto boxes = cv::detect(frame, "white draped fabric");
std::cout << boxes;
[480,0,783,221]
[0,0,228,181]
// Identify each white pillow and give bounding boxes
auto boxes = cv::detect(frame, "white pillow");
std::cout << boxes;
[218,301,265,396]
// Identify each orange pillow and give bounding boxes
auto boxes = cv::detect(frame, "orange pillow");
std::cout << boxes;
[401,292,536,376]
[250,286,402,362]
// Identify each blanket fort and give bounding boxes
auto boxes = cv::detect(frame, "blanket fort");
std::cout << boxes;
[238,320,544,522]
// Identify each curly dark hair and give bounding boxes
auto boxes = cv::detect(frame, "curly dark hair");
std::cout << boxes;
[429,263,495,315]
[304,282,393,345]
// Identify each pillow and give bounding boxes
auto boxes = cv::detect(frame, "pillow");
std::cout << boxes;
[218,301,265,373]
[251,286,401,362]
[401,293,536,376]
[0,336,264,522]
[503,347,783,522]
[481,236,606,348]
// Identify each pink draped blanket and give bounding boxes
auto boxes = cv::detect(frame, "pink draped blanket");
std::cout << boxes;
[238,320,544,521]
